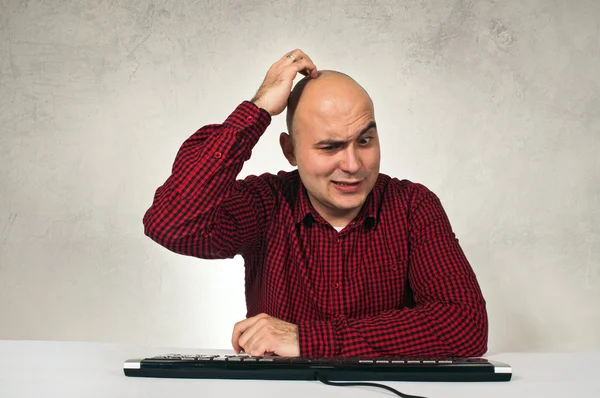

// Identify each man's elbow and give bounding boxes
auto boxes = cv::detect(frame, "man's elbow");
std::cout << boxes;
[454,307,488,357]
[459,332,488,357]
[142,209,172,248]
[143,220,160,243]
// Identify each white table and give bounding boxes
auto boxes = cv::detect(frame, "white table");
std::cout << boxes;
[0,340,598,398]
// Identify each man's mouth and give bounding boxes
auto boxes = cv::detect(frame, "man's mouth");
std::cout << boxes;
[333,181,361,186]
[331,180,364,193]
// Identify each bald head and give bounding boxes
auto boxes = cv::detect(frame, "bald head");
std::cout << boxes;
[285,70,374,137]
[278,69,380,227]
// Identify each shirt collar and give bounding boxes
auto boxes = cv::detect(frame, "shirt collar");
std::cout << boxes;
[293,181,315,225]
[293,174,385,227]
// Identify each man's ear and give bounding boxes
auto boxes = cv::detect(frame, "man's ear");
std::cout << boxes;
[279,132,297,166]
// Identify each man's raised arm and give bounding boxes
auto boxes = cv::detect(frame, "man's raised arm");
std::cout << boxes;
[142,50,319,259]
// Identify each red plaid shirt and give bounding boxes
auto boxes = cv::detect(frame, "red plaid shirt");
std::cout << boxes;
[143,101,488,358]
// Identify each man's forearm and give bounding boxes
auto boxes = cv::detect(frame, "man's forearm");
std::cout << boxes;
[142,101,271,257]
[298,297,488,357]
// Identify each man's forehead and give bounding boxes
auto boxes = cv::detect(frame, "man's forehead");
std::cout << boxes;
[313,121,378,144]
[286,70,375,136]
[295,91,374,122]
[294,116,377,143]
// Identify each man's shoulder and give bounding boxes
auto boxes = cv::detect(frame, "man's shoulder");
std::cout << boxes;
[237,169,300,196]
[375,175,445,221]
[240,169,299,185]
[377,173,437,200]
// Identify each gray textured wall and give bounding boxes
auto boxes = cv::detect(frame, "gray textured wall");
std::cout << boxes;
[0,0,598,353]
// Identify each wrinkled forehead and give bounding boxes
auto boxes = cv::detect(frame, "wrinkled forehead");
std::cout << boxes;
[292,108,376,149]
[286,71,375,143]
[295,90,374,131]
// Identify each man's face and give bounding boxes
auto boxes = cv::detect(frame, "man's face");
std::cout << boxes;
[287,79,381,225]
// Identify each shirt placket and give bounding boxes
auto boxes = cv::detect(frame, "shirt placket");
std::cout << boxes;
[330,230,345,316]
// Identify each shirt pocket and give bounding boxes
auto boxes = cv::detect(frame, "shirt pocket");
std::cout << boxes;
[344,258,408,318]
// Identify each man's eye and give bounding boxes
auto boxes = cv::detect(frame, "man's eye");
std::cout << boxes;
[360,137,373,145]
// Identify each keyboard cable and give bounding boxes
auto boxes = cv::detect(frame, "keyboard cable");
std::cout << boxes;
[316,374,428,398]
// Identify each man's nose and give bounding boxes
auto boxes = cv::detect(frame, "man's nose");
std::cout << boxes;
[339,145,361,174]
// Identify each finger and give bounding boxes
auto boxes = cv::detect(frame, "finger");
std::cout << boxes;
[232,318,256,353]
[282,50,318,78]
[231,314,270,353]
[232,330,241,354]
[283,49,313,65]
[281,48,303,63]
[241,322,271,356]
[288,58,318,80]
[296,50,316,69]
[238,317,269,352]
[293,51,319,78]
[231,323,244,353]
[298,65,318,78]
[231,314,265,353]
[244,332,268,357]
[243,323,282,357]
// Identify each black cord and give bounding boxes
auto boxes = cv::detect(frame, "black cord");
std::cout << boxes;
[316,374,428,398]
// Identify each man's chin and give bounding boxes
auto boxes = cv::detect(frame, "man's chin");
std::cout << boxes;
[329,197,367,213]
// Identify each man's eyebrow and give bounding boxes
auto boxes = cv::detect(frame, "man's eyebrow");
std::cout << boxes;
[314,121,377,146]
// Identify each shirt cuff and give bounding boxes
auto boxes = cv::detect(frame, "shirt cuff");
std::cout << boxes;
[297,320,338,357]
[223,101,271,150]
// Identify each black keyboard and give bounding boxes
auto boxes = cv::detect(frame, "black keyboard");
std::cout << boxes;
[123,354,512,382]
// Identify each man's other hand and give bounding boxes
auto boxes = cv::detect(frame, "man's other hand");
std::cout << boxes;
[231,313,300,357]
[251,49,318,117]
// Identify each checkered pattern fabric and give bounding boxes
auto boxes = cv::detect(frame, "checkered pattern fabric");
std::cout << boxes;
[143,101,488,357]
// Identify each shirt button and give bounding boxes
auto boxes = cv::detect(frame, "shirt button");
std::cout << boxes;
[392,265,398,271]
[214,152,222,159]
[333,282,340,289]
[334,237,340,243]
[246,116,255,123]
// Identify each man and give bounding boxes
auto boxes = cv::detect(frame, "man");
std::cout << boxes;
[143,49,488,358]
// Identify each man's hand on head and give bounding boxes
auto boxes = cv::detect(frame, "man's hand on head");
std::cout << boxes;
[251,49,319,117]
[231,313,300,357]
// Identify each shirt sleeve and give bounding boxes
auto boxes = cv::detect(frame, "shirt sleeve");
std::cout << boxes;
[142,101,275,259]
[297,185,488,357]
